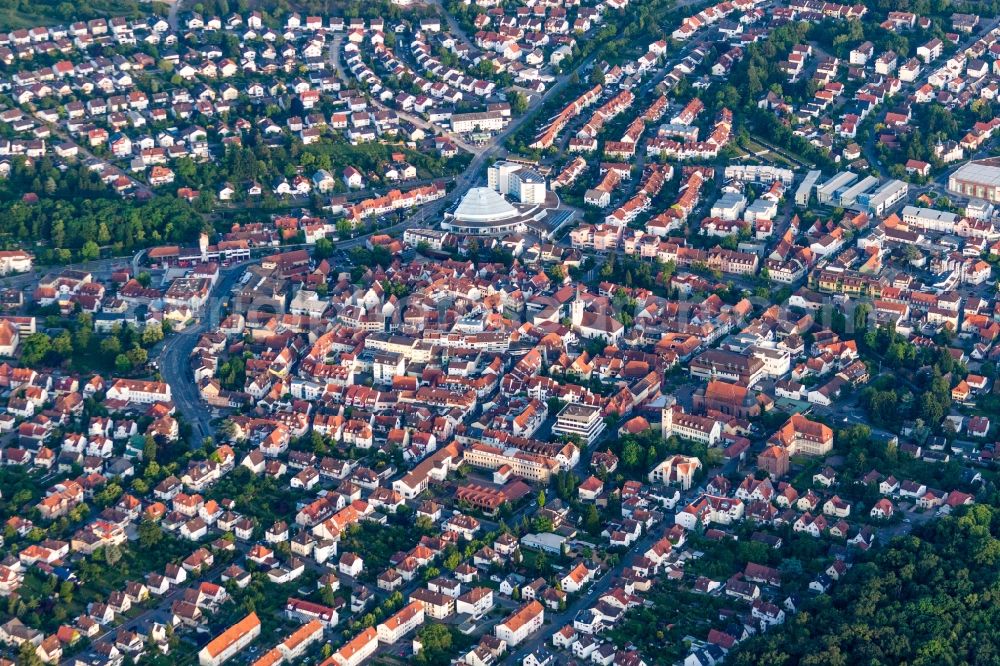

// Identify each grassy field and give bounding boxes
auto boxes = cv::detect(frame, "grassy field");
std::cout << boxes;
[740,138,801,168]
[0,8,53,29]
[0,1,150,31]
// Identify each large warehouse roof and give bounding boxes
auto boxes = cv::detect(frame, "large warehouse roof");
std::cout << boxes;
[951,158,1000,186]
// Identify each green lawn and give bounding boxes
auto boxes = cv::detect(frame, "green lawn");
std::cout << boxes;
[0,2,144,30]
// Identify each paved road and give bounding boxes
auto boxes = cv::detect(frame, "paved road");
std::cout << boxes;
[167,0,183,31]
[158,319,212,441]
[323,41,603,249]
[156,263,250,442]
[425,0,479,55]
[73,537,243,665]
[146,9,687,445]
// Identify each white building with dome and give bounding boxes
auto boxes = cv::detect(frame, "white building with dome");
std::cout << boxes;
[453,187,519,224]
[442,185,571,238]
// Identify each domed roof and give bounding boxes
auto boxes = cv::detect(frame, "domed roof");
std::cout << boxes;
[453,187,518,222]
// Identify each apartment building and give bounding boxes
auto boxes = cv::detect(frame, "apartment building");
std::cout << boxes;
[451,110,507,133]
[328,627,377,666]
[689,349,766,387]
[675,495,745,530]
[550,403,606,446]
[198,612,261,666]
[901,205,959,233]
[662,406,722,447]
[462,442,560,482]
[495,600,544,646]
[105,378,172,404]
[647,454,702,489]
[768,414,834,456]
[376,601,425,644]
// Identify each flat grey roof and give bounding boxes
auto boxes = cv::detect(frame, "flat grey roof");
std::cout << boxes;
[951,160,1000,186]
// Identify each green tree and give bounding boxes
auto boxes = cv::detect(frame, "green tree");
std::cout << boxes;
[52,331,73,357]
[100,336,121,358]
[138,519,163,549]
[314,237,334,258]
[622,440,643,469]
[918,391,946,425]
[96,482,123,507]
[731,506,1000,666]
[115,353,133,374]
[127,346,148,367]
[19,333,52,365]
[142,435,157,462]
[81,240,100,261]
[510,91,528,114]
[414,624,454,666]
[104,543,123,566]
[583,504,601,535]
[18,640,43,666]
[142,323,164,346]
[546,264,567,282]
[73,316,93,353]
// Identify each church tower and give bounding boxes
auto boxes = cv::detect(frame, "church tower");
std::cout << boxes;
[661,396,677,439]
[571,284,585,328]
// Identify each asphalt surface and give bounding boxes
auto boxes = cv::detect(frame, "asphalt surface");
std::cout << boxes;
[156,262,253,442]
